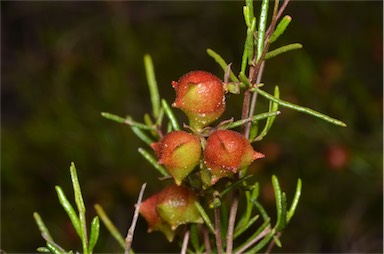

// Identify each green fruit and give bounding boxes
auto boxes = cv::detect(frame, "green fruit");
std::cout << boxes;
[151,131,201,185]
[172,71,225,130]
[139,192,175,242]
[203,130,265,185]
[156,185,203,230]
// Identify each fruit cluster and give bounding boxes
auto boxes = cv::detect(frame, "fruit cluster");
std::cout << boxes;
[140,71,264,240]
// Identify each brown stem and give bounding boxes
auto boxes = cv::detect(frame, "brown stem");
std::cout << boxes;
[247,61,265,133]
[265,0,290,38]
[203,226,212,254]
[214,208,223,254]
[234,226,272,254]
[226,192,239,253]
[181,229,190,254]
[265,231,282,254]
[125,183,147,254]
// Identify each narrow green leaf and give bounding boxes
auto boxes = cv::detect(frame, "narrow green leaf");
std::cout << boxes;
[219,175,253,198]
[233,218,271,254]
[271,175,283,230]
[101,112,125,123]
[155,107,165,127]
[246,25,255,64]
[245,0,255,25]
[33,212,53,242]
[273,235,282,248]
[46,242,65,254]
[256,0,269,61]
[144,54,160,118]
[247,230,274,253]
[249,122,259,143]
[126,116,154,145]
[162,99,180,131]
[269,15,292,43]
[88,216,100,253]
[226,111,280,129]
[138,148,169,177]
[125,117,155,130]
[70,163,88,254]
[206,49,239,82]
[240,45,248,75]
[287,178,302,223]
[265,43,303,60]
[102,112,155,130]
[194,201,215,234]
[252,87,347,127]
[254,86,280,141]
[94,204,125,250]
[55,186,81,237]
[190,224,200,253]
[234,214,259,239]
[37,247,50,253]
[236,181,258,233]
[243,6,251,28]
[70,163,85,213]
[252,199,270,222]
[276,192,287,231]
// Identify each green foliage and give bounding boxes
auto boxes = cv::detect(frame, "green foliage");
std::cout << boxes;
[34,163,100,254]
[2,1,381,253]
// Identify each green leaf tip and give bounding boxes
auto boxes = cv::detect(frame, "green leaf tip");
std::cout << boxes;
[287,178,302,223]
[265,43,303,60]
[269,15,292,43]
[144,54,161,118]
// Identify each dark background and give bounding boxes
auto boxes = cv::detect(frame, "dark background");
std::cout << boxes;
[2,1,382,253]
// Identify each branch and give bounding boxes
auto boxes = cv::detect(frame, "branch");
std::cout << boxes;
[214,208,223,254]
[125,183,147,254]
[226,192,239,253]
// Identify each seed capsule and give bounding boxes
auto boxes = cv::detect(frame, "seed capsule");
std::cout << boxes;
[204,130,265,185]
[139,192,175,242]
[172,71,225,130]
[156,184,203,230]
[151,130,201,185]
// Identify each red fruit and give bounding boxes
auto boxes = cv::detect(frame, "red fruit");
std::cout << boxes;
[156,185,203,230]
[151,131,201,185]
[172,71,225,130]
[139,192,175,242]
[203,130,265,185]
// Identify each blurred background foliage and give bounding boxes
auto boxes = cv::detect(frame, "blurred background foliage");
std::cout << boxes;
[1,1,382,253]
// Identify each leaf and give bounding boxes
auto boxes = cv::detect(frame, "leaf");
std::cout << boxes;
[190,224,200,253]
[194,201,215,234]
[33,212,53,242]
[254,86,280,141]
[162,99,180,131]
[94,204,125,250]
[252,87,347,127]
[269,15,292,43]
[88,216,100,253]
[138,147,169,177]
[256,0,269,61]
[206,49,239,82]
[226,111,280,129]
[265,43,303,60]
[70,163,88,254]
[144,54,160,118]
[287,178,302,223]
[272,175,287,231]
[55,186,81,237]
